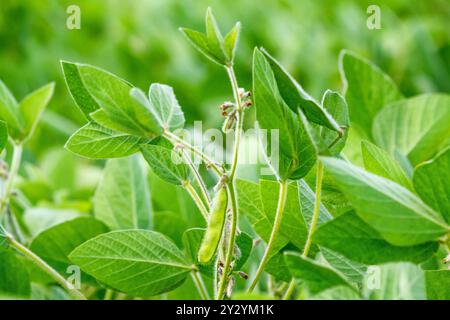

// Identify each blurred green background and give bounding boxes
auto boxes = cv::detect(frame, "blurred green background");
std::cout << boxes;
[1,0,449,157]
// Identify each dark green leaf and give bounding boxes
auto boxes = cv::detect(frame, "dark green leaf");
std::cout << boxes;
[425,270,450,300]
[0,247,31,299]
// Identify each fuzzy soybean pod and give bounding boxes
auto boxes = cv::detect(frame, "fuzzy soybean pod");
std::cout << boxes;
[198,185,228,264]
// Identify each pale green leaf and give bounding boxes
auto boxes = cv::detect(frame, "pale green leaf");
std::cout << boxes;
[24,208,82,237]
[340,50,402,139]
[373,94,450,165]
[17,82,54,141]
[94,156,152,230]
[0,120,7,152]
[308,285,361,300]
[362,140,413,190]
[205,7,226,64]
[363,263,426,300]
[69,230,192,297]
[223,22,240,63]
[413,147,450,223]
[65,122,146,159]
[179,28,223,65]
[0,79,24,139]
[141,144,191,185]
[319,247,367,285]
[322,157,449,246]
[313,211,439,264]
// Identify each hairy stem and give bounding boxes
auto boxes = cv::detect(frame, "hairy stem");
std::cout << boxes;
[226,66,244,180]
[7,235,87,300]
[164,131,223,176]
[216,181,238,300]
[183,181,209,221]
[283,161,325,300]
[191,271,210,300]
[0,144,22,219]
[181,149,211,208]
[247,180,289,293]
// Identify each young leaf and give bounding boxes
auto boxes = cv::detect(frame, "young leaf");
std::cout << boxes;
[253,48,316,180]
[94,156,152,230]
[65,122,146,159]
[29,217,109,277]
[261,49,341,132]
[141,143,191,185]
[413,147,450,223]
[425,270,450,300]
[179,28,223,66]
[61,61,100,117]
[69,230,193,297]
[0,120,7,152]
[313,211,439,264]
[131,84,185,131]
[322,157,449,246]
[17,82,54,141]
[284,252,355,295]
[236,179,289,253]
[340,50,402,140]
[363,263,426,300]
[205,7,226,63]
[76,63,162,138]
[223,22,240,63]
[0,247,31,299]
[373,94,450,165]
[362,140,413,190]
[0,79,23,139]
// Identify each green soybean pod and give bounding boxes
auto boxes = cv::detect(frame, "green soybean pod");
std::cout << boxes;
[198,185,228,264]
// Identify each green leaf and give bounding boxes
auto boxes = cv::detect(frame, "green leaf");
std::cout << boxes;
[340,50,402,140]
[322,157,449,246]
[260,49,341,132]
[76,63,161,137]
[297,179,333,229]
[236,179,288,253]
[413,147,450,223]
[313,211,439,264]
[319,90,349,155]
[141,144,191,185]
[362,140,413,190]
[61,60,100,117]
[0,247,31,299]
[179,28,223,66]
[260,180,308,250]
[29,217,109,277]
[0,120,7,152]
[319,247,367,285]
[94,156,152,230]
[425,270,450,300]
[373,94,450,165]
[266,251,291,282]
[284,252,355,295]
[253,48,316,180]
[182,228,214,277]
[363,263,426,300]
[17,82,54,141]
[69,230,193,297]
[24,208,82,237]
[65,122,146,159]
[235,231,253,270]
[223,22,240,63]
[154,211,188,248]
[0,79,23,139]
[131,84,185,131]
[205,7,226,64]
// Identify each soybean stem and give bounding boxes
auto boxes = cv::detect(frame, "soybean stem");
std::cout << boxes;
[191,271,210,300]
[247,180,289,293]
[104,289,114,300]
[216,182,238,300]
[226,66,243,180]
[7,235,87,300]
[181,149,211,208]
[0,144,22,219]
[283,161,325,300]
[183,181,209,221]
